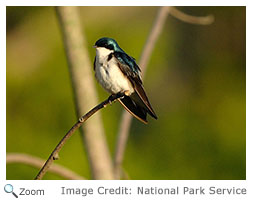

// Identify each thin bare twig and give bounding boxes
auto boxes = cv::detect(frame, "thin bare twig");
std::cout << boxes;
[114,6,171,179]
[7,153,85,180]
[170,7,214,25]
[56,6,114,179]
[35,94,123,180]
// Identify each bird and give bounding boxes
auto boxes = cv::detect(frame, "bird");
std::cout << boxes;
[93,37,157,124]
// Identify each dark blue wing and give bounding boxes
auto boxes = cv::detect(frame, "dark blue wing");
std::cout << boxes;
[113,51,157,120]
[113,51,141,80]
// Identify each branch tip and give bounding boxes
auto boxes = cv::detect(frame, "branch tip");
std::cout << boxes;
[35,94,120,180]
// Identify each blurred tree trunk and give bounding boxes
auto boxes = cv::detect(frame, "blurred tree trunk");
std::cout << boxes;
[56,6,114,179]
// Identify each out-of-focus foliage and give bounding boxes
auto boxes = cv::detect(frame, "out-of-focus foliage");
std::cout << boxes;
[6,6,245,180]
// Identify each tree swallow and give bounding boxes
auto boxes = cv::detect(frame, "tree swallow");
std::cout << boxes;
[93,37,157,124]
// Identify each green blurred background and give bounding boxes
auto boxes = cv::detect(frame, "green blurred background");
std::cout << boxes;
[6,6,246,180]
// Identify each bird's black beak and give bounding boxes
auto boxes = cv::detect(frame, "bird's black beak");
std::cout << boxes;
[93,45,97,48]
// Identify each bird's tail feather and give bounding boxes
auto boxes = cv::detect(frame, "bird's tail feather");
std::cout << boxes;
[132,82,158,120]
[118,96,148,124]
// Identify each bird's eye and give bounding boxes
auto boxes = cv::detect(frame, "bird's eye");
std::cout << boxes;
[108,45,113,50]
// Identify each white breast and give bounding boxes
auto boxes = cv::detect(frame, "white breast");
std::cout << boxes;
[95,47,134,95]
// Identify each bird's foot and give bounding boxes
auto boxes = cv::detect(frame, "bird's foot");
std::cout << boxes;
[124,90,131,96]
[108,93,125,104]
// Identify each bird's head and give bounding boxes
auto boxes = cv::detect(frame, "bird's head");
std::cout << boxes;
[94,37,122,52]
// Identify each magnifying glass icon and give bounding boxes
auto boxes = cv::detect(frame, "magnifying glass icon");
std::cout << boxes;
[4,184,18,198]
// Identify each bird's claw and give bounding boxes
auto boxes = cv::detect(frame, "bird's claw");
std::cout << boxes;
[124,90,131,96]
[108,93,125,104]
